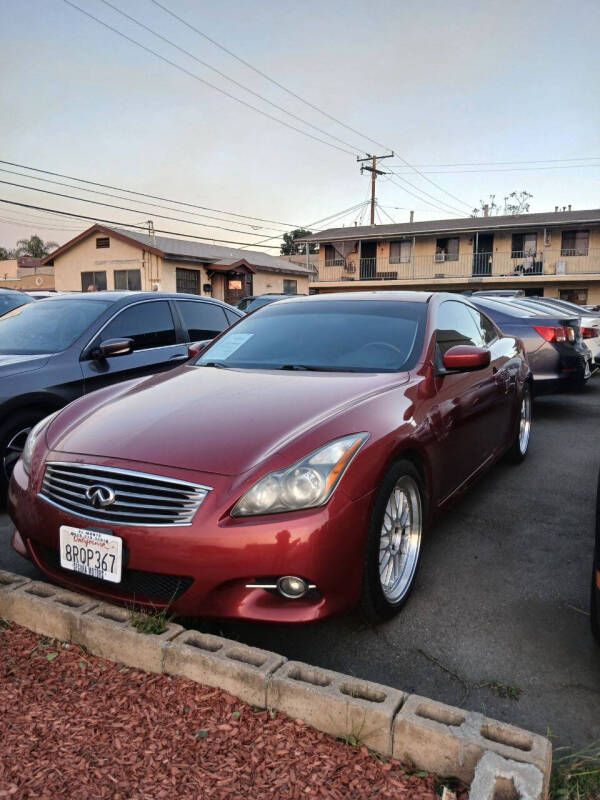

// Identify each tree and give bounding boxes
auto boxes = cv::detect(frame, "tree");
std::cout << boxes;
[0,246,15,260]
[280,228,318,256]
[14,235,58,259]
[472,191,533,217]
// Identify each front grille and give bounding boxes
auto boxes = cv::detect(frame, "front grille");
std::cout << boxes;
[34,542,193,603]
[40,462,211,526]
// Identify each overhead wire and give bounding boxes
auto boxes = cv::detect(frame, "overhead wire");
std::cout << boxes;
[62,0,357,157]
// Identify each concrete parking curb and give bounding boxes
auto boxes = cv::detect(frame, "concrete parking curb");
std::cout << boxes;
[0,570,552,797]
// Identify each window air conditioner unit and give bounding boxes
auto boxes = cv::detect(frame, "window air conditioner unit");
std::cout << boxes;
[434,253,446,263]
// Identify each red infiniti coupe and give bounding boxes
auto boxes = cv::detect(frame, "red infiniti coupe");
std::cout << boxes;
[8,292,532,623]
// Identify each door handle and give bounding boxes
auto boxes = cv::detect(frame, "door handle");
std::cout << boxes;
[169,354,188,363]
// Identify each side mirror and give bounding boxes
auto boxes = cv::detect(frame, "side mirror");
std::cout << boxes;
[442,345,490,372]
[92,337,134,360]
[188,339,213,359]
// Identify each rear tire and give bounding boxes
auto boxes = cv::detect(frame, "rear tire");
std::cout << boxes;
[0,410,45,500]
[359,459,425,622]
[508,382,532,463]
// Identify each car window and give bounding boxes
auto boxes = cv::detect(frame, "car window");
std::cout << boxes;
[0,294,31,315]
[223,307,241,325]
[102,301,176,350]
[196,300,427,372]
[472,297,539,318]
[0,298,112,355]
[467,306,498,345]
[436,300,485,355]
[176,300,229,340]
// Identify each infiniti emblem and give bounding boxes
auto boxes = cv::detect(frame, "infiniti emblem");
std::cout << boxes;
[85,484,116,508]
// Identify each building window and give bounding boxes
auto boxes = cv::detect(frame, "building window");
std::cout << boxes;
[81,271,107,291]
[283,279,297,294]
[228,279,243,290]
[435,237,459,262]
[511,232,537,257]
[389,240,411,264]
[559,288,588,305]
[95,237,110,249]
[324,244,344,266]
[561,230,589,257]
[175,268,201,295]
[114,269,142,291]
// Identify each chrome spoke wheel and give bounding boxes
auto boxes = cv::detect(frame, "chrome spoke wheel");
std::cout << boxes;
[378,475,422,604]
[518,388,532,455]
[3,426,32,481]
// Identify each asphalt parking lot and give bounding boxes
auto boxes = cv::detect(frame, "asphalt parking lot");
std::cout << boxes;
[1,381,599,750]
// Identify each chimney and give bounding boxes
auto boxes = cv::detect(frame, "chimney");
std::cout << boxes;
[568,204,572,211]
[483,204,489,217]
[409,210,414,223]
[555,206,559,212]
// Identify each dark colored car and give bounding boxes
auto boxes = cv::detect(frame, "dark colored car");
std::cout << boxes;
[469,295,591,393]
[0,292,242,493]
[592,469,600,644]
[0,288,33,317]
[236,294,305,313]
[9,291,531,623]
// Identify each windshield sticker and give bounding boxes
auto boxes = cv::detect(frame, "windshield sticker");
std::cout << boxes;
[206,332,254,360]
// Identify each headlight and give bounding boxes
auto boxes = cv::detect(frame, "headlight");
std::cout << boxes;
[231,433,369,517]
[22,412,59,476]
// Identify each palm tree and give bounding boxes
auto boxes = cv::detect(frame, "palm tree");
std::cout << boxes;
[15,235,58,259]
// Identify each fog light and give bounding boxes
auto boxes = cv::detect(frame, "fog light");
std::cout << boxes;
[277,575,309,599]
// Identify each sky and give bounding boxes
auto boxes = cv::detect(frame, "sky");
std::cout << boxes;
[1,0,599,253]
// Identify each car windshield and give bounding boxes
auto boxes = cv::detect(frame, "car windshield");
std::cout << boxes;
[472,297,544,318]
[0,294,30,316]
[0,298,112,355]
[196,299,427,372]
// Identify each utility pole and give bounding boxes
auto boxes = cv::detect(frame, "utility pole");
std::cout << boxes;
[146,220,156,288]
[357,152,394,225]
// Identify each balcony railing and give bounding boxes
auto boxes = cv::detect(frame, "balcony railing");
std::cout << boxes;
[314,249,600,284]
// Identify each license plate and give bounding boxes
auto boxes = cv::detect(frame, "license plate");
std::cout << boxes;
[59,525,122,583]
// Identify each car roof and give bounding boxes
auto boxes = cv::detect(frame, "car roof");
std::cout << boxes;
[272,291,435,305]
[40,291,237,308]
[0,288,29,296]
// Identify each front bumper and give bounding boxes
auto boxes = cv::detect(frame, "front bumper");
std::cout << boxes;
[8,456,373,623]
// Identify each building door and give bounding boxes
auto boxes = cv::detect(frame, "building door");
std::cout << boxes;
[176,268,201,295]
[224,271,252,306]
[473,234,493,276]
[360,241,377,280]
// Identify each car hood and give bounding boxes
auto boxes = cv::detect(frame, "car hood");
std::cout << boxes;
[0,353,52,376]
[48,365,408,475]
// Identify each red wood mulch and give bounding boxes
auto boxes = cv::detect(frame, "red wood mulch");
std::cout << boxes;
[0,622,467,800]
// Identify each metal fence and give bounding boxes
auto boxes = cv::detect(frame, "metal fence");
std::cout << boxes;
[314,249,600,284]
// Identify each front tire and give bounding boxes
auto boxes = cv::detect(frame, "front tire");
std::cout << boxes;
[359,459,425,622]
[508,381,532,463]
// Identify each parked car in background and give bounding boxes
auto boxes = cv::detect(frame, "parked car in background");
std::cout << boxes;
[236,293,306,313]
[0,288,33,317]
[470,295,591,393]
[476,293,600,364]
[26,291,62,300]
[0,291,242,495]
[9,291,532,623]
[592,468,600,644]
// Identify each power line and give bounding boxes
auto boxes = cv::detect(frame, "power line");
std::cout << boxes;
[388,156,600,167]
[389,163,600,175]
[0,179,293,239]
[0,168,286,234]
[62,0,356,157]
[98,0,365,156]
[0,159,300,227]
[357,153,395,225]
[149,0,474,211]
[0,199,287,249]
[382,175,464,217]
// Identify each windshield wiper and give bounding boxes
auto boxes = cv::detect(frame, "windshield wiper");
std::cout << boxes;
[279,364,363,373]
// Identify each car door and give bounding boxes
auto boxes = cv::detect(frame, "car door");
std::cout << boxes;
[174,299,233,345]
[80,299,188,394]
[430,299,498,501]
